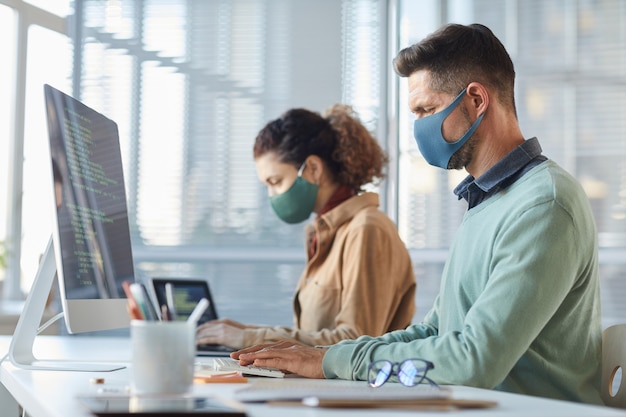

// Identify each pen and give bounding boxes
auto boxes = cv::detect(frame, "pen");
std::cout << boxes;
[160,304,171,321]
[137,282,160,320]
[165,283,178,321]
[187,298,209,324]
[122,281,144,320]
[129,283,158,321]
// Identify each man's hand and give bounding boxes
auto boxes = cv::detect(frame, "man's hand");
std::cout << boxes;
[232,340,327,379]
[196,319,246,349]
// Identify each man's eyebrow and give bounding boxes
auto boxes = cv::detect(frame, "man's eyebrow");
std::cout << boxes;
[408,92,429,107]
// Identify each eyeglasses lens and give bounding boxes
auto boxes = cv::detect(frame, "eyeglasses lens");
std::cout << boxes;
[368,361,392,388]
[398,359,426,386]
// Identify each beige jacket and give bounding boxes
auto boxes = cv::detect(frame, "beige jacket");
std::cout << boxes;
[241,192,416,347]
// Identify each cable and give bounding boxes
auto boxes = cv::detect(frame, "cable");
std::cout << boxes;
[37,312,64,334]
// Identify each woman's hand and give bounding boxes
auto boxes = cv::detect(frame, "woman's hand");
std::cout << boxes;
[196,319,246,349]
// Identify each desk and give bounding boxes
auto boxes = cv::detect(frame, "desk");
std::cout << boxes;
[2,336,625,417]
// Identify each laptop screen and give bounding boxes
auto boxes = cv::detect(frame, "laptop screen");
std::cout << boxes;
[151,278,218,325]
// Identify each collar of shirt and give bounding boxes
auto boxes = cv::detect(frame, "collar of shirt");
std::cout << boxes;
[308,185,355,258]
[306,192,379,260]
[453,137,548,209]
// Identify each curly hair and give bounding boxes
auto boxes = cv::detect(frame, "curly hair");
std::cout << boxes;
[253,104,387,191]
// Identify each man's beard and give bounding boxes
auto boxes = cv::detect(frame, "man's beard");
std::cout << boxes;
[447,106,478,170]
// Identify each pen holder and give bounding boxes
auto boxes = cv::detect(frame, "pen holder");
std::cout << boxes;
[130,320,195,396]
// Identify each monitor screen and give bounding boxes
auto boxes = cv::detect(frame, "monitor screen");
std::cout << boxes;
[45,84,133,333]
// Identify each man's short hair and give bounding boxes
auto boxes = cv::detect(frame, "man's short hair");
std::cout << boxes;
[393,23,516,113]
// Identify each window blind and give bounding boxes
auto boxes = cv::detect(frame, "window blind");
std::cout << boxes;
[74,0,386,326]
[397,0,626,326]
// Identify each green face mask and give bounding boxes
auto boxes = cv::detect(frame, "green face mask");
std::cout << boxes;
[269,163,319,224]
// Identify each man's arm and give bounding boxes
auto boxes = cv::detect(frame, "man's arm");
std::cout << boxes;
[233,340,327,379]
[231,317,441,379]
[323,198,591,388]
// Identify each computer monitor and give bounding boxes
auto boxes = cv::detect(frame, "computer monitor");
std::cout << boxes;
[9,84,134,371]
[45,83,133,333]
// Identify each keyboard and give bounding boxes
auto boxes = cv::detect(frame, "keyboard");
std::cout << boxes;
[196,343,236,357]
[211,357,285,378]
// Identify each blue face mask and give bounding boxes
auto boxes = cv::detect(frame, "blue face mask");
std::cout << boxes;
[413,88,484,169]
[269,162,319,224]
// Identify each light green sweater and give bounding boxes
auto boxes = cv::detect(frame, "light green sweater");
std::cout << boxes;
[323,160,603,404]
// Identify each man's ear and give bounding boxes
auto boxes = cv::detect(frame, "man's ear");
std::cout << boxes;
[303,155,324,185]
[466,82,489,117]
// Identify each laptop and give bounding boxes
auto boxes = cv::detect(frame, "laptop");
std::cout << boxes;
[151,278,236,357]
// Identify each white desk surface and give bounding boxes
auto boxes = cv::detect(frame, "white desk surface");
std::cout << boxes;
[1,335,625,417]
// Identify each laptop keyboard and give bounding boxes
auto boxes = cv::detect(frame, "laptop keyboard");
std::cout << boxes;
[197,343,235,353]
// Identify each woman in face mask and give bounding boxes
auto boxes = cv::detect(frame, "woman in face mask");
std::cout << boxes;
[196,104,416,350]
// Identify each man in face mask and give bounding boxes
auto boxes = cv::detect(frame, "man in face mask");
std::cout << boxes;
[233,23,603,405]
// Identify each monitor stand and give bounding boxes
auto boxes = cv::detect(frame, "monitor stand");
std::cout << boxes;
[8,237,126,372]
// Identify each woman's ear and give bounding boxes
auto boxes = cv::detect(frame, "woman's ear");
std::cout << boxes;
[303,155,325,185]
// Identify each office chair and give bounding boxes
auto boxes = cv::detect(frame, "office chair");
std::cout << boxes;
[601,324,626,408]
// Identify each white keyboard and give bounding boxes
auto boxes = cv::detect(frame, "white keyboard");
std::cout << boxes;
[211,357,285,378]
